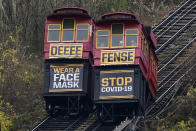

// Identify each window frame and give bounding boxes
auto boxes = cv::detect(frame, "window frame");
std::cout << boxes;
[111,23,124,48]
[141,33,145,51]
[125,29,138,48]
[95,25,140,49]
[62,18,76,42]
[76,24,90,42]
[96,30,110,49]
[145,39,149,62]
[47,24,61,42]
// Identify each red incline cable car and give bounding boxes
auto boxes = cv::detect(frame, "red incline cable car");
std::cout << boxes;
[44,7,93,115]
[91,12,158,121]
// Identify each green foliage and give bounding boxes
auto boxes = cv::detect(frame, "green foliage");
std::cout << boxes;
[0,29,47,130]
[0,0,187,130]
[0,96,15,131]
[0,111,12,131]
[145,84,196,131]
[187,85,196,98]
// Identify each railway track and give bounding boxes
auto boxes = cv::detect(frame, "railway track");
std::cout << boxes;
[32,115,86,131]
[152,0,196,115]
[32,113,120,131]
[153,0,196,52]
[121,0,196,130]
[86,121,118,131]
[32,1,196,130]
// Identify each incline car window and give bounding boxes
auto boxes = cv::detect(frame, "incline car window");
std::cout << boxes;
[96,30,109,48]
[125,29,138,47]
[76,24,89,41]
[111,24,123,47]
[62,19,74,41]
[48,25,60,42]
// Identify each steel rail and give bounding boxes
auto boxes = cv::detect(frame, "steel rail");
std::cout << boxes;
[156,87,180,116]
[158,36,196,73]
[157,51,196,92]
[152,0,191,31]
[155,1,196,38]
[74,116,98,131]
[147,62,196,117]
[157,81,192,117]
[92,123,102,131]
[113,118,134,131]
[157,52,196,91]
[31,116,50,131]
[115,22,196,131]
[158,60,196,115]
[146,90,176,118]
[158,64,180,86]
[146,60,196,116]
[155,2,196,38]
[156,17,196,54]
[31,115,87,131]
[129,116,141,131]
[157,76,184,103]
[158,23,196,66]
[158,30,196,68]
[32,1,196,130]
[137,0,196,129]
[64,116,83,131]
[91,122,118,131]
[158,66,184,93]
[112,116,140,131]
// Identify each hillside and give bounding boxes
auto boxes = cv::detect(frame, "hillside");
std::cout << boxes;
[1,0,195,130]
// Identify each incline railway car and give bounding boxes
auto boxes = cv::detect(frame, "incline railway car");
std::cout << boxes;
[92,12,158,121]
[44,7,93,115]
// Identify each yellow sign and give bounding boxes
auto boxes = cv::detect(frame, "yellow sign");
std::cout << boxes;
[49,43,83,59]
[99,70,134,99]
[101,49,135,65]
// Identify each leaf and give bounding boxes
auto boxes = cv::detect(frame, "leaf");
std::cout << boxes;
[111,7,116,12]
